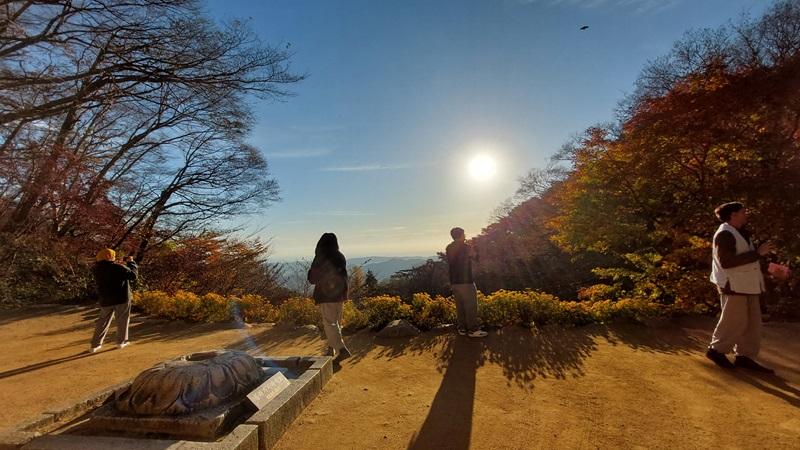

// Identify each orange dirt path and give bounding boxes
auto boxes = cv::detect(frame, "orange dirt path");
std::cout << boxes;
[1,306,798,449]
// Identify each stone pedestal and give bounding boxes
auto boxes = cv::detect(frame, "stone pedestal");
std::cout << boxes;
[1,354,333,450]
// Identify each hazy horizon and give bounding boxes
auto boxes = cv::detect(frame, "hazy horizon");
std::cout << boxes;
[273,254,436,264]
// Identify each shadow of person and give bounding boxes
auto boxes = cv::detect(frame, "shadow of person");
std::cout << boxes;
[0,304,82,327]
[0,352,93,380]
[407,335,483,450]
[732,370,800,408]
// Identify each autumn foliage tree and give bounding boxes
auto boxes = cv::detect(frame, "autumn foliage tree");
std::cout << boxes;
[534,1,799,314]
[140,233,291,299]
[0,1,301,306]
[473,1,799,317]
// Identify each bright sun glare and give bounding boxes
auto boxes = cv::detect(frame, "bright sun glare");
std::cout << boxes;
[468,154,497,182]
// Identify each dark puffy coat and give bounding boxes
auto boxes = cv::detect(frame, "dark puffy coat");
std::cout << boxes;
[93,260,138,306]
[308,252,348,304]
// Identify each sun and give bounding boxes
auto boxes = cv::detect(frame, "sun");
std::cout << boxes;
[468,154,497,181]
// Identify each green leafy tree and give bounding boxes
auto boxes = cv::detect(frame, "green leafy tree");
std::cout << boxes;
[364,269,379,297]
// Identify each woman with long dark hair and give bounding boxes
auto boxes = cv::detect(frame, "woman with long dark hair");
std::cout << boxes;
[308,232,351,363]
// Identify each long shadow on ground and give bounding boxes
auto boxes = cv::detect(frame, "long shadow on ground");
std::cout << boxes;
[227,320,706,389]
[0,352,94,379]
[0,304,85,326]
[733,371,800,408]
[407,335,481,449]
[224,319,708,450]
[414,323,704,449]
[363,322,702,387]
[47,310,246,351]
[401,322,705,449]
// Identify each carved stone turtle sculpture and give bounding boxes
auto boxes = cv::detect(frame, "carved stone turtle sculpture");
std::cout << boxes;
[115,350,263,416]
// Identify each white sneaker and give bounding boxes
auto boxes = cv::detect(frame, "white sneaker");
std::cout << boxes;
[467,330,488,338]
[89,346,101,353]
[117,341,130,349]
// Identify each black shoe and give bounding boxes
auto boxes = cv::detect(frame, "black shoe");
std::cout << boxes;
[325,346,336,357]
[706,347,735,369]
[734,356,775,374]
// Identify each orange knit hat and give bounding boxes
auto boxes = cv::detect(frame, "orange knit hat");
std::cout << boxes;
[96,248,116,261]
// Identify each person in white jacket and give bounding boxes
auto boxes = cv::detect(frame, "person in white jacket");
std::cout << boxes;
[706,202,775,373]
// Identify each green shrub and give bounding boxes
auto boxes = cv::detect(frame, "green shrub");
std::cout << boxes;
[587,299,616,323]
[552,301,594,326]
[236,294,278,323]
[517,291,562,325]
[479,290,523,327]
[478,290,568,327]
[342,300,369,332]
[199,292,232,322]
[586,298,662,323]
[134,290,230,322]
[133,290,171,317]
[360,295,412,329]
[132,289,669,328]
[277,297,320,326]
[0,233,93,308]
[612,297,662,321]
[171,290,202,321]
[410,293,456,330]
[577,284,619,302]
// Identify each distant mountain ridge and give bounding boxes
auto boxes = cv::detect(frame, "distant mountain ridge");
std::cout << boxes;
[278,256,435,293]
[347,256,434,280]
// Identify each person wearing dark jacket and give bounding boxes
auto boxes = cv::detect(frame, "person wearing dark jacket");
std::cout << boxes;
[90,248,137,353]
[445,227,487,338]
[307,233,352,364]
[706,202,775,373]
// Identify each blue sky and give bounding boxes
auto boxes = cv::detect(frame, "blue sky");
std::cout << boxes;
[204,0,768,260]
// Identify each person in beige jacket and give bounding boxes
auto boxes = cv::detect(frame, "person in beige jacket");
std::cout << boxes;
[706,202,775,373]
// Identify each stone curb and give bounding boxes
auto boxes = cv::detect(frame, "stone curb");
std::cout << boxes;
[3,356,333,450]
[246,356,333,450]
[19,424,259,450]
[0,380,132,449]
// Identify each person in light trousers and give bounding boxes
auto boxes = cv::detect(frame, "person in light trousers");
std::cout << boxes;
[706,202,775,373]
[90,249,137,353]
[308,233,352,364]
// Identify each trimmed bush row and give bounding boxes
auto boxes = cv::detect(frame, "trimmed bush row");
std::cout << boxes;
[133,289,665,330]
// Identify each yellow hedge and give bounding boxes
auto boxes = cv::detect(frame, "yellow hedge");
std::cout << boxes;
[133,290,666,328]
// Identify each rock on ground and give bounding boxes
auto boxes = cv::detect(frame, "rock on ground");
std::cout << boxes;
[377,319,420,338]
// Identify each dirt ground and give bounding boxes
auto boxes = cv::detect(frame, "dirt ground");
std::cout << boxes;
[0,306,798,449]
